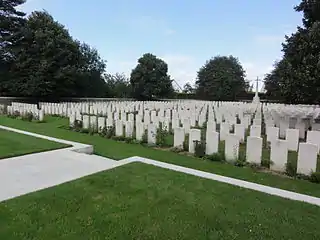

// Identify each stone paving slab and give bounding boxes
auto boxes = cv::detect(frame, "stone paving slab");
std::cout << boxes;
[0,149,119,202]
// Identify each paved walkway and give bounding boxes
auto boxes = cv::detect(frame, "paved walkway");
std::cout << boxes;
[1,124,320,207]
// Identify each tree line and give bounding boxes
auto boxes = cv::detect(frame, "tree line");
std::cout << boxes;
[264,0,320,104]
[1,0,258,101]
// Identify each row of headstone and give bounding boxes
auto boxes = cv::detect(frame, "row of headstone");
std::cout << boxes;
[7,103,44,121]
[5,100,320,176]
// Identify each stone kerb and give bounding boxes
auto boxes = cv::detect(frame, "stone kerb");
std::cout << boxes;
[0,125,93,155]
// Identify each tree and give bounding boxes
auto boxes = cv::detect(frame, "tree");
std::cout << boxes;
[195,55,246,101]
[0,0,26,95]
[294,0,320,28]
[264,0,320,104]
[130,53,174,100]
[263,61,284,100]
[104,72,131,98]
[183,82,194,94]
[8,11,98,99]
[77,42,107,97]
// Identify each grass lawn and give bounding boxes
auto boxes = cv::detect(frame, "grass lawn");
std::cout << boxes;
[0,128,69,159]
[1,116,320,197]
[0,162,319,239]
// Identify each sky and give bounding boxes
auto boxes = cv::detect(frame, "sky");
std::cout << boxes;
[18,0,303,91]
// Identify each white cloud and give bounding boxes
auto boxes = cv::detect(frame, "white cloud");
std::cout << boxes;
[160,54,198,89]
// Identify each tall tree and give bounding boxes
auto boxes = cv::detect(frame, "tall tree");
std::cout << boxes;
[9,11,87,98]
[294,0,320,28]
[195,55,246,101]
[104,72,131,98]
[265,0,320,104]
[0,0,26,95]
[77,42,107,97]
[130,53,174,100]
[183,82,194,94]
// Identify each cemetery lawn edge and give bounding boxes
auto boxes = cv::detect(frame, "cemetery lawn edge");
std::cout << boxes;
[1,116,320,198]
[0,162,320,239]
[0,128,69,159]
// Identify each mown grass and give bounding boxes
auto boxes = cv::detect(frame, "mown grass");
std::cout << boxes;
[0,162,319,239]
[0,129,68,159]
[1,116,320,197]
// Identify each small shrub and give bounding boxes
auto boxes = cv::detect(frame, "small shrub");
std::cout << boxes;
[111,135,126,141]
[22,112,34,122]
[80,128,89,134]
[194,140,206,158]
[73,120,83,132]
[99,126,115,138]
[234,158,246,167]
[205,153,224,162]
[285,160,297,177]
[310,172,320,183]
[156,127,169,147]
[170,146,184,153]
[124,137,135,143]
[88,126,96,135]
[141,130,148,144]
[248,163,264,171]
[261,158,272,168]
[183,134,189,151]
[7,110,20,119]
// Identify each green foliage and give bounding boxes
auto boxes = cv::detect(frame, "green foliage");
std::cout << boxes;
[1,9,107,99]
[141,130,148,144]
[124,137,135,144]
[264,0,320,104]
[205,152,225,162]
[286,159,297,177]
[73,120,83,132]
[234,158,246,167]
[104,73,132,98]
[170,146,184,153]
[183,134,189,151]
[21,112,34,122]
[261,158,272,168]
[195,55,247,101]
[294,0,320,29]
[76,42,107,97]
[0,0,26,95]
[310,172,320,183]
[156,127,170,147]
[182,82,195,94]
[88,125,96,135]
[99,126,115,139]
[193,140,206,158]
[111,135,126,141]
[130,53,175,100]
[7,110,20,119]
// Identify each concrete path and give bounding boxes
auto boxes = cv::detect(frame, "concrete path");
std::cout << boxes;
[0,149,124,202]
[1,124,320,207]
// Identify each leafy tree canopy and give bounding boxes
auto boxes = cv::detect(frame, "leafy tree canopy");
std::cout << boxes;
[0,0,26,95]
[183,82,195,94]
[104,72,131,98]
[3,11,107,99]
[195,55,246,101]
[264,0,320,104]
[130,53,174,100]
